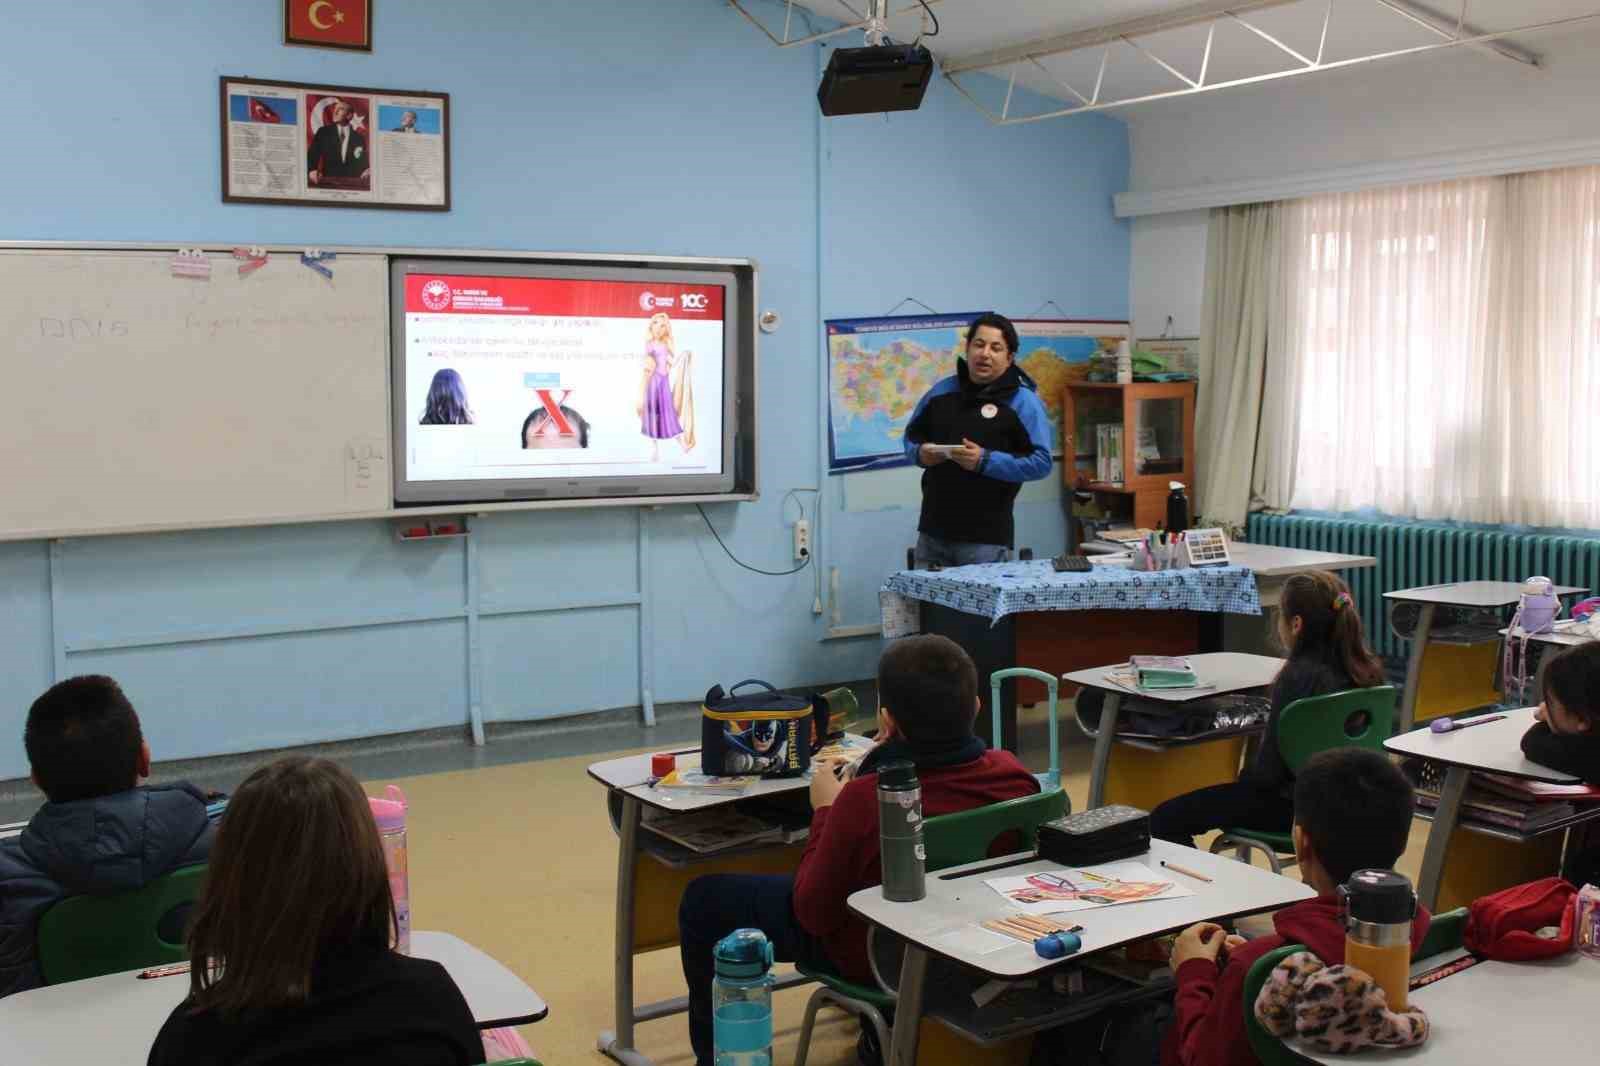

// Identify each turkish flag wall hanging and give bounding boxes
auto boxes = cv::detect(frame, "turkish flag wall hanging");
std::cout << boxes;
[285,0,372,52]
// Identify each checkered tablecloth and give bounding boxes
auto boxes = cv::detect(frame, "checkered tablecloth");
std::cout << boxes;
[879,561,1261,637]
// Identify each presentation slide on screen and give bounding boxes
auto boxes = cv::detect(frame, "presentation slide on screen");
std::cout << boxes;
[401,274,725,483]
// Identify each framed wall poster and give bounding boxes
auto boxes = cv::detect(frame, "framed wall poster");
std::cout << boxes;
[284,0,373,52]
[221,76,449,211]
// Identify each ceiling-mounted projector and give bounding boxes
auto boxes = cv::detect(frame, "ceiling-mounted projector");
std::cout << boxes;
[817,43,933,116]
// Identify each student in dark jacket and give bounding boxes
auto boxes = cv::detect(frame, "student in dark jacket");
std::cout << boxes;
[147,755,483,1066]
[0,676,215,999]
[1150,571,1387,847]
[1521,642,1600,886]
[1162,748,1430,1066]
[677,635,1040,1066]
[1521,641,1600,782]
[901,312,1053,567]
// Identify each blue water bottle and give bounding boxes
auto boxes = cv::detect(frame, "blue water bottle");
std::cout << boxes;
[713,928,775,1066]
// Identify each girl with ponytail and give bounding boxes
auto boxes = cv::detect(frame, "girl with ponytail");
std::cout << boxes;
[1150,570,1385,848]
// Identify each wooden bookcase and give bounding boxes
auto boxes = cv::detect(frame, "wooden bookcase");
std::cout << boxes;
[1063,380,1197,546]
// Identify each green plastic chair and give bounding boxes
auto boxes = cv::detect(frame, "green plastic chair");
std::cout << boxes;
[36,863,207,984]
[792,788,1071,1066]
[1211,686,1397,873]
[1243,906,1469,1065]
[990,668,1063,792]
[1413,905,1468,960]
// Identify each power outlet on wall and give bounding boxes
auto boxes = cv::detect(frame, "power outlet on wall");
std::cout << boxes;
[794,518,811,562]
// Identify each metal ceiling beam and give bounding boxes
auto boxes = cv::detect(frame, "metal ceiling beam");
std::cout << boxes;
[728,0,943,49]
[946,5,1599,126]
[942,0,1542,77]
[1375,0,1540,67]
[941,0,1299,75]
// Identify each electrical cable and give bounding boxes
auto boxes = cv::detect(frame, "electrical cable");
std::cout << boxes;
[914,0,939,41]
[697,503,812,577]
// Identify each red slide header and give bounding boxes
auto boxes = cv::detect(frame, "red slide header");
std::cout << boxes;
[404,274,725,320]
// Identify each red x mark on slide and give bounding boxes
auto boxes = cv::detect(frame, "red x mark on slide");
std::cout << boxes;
[532,388,575,437]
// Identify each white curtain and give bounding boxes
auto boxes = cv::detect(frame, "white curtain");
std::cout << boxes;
[1195,202,1287,530]
[1283,165,1600,528]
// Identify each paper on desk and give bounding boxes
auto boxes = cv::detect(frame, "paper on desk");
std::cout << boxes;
[985,860,1194,915]
[933,924,1015,956]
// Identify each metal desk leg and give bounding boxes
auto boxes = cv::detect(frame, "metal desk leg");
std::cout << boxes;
[1399,604,1436,733]
[1417,765,1468,910]
[1088,693,1122,809]
[599,792,654,1066]
[887,944,930,1066]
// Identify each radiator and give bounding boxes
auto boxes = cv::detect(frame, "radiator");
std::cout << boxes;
[1246,514,1600,660]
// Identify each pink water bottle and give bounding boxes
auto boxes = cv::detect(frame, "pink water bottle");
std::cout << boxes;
[369,786,410,954]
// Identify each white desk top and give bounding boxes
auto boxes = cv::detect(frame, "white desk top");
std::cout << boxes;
[1081,541,1375,578]
[1062,652,1284,703]
[1226,542,1377,578]
[1385,581,1587,607]
[0,930,544,1066]
[589,747,815,813]
[1501,619,1598,648]
[1384,707,1580,784]
[1299,953,1598,1065]
[848,840,1314,979]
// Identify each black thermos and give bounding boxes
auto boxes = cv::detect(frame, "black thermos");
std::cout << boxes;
[1166,482,1190,534]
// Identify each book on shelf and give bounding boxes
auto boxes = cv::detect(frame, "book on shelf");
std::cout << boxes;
[1095,424,1124,483]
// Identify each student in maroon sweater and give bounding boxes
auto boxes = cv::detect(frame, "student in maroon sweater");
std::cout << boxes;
[1161,748,1429,1066]
[677,635,1039,1066]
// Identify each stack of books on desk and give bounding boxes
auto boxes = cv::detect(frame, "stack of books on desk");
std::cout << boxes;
[1412,769,1600,833]
[1129,656,1200,689]
[655,768,758,795]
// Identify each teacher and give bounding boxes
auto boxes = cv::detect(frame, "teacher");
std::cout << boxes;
[902,312,1053,567]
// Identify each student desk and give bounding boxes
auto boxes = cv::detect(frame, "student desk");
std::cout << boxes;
[1386,582,1586,732]
[1299,952,1597,1065]
[1064,652,1285,809]
[587,749,820,1066]
[848,839,1316,1066]
[1386,707,1585,910]
[880,560,1263,752]
[0,930,545,1066]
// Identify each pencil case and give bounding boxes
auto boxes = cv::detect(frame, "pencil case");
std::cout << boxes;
[1037,805,1151,867]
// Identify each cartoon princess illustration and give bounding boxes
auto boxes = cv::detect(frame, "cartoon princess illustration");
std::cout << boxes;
[637,311,695,461]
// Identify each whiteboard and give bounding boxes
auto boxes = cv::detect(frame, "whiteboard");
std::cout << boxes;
[0,250,391,539]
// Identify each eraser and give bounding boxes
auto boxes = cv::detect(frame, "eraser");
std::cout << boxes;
[651,752,676,778]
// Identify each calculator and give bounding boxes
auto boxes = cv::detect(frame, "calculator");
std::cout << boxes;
[1183,528,1232,567]
[1051,554,1092,573]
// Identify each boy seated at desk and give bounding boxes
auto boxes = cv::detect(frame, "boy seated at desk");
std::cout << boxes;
[0,676,218,998]
[1161,748,1428,1066]
[678,634,1040,1066]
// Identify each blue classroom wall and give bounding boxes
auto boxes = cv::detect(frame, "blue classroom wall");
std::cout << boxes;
[0,1,1128,780]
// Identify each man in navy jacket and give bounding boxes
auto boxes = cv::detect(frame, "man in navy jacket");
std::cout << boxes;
[902,312,1053,566]
[0,676,215,998]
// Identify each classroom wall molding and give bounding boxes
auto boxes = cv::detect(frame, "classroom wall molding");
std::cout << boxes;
[1114,134,1600,217]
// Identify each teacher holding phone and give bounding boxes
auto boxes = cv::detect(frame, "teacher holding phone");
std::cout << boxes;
[903,312,1054,568]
